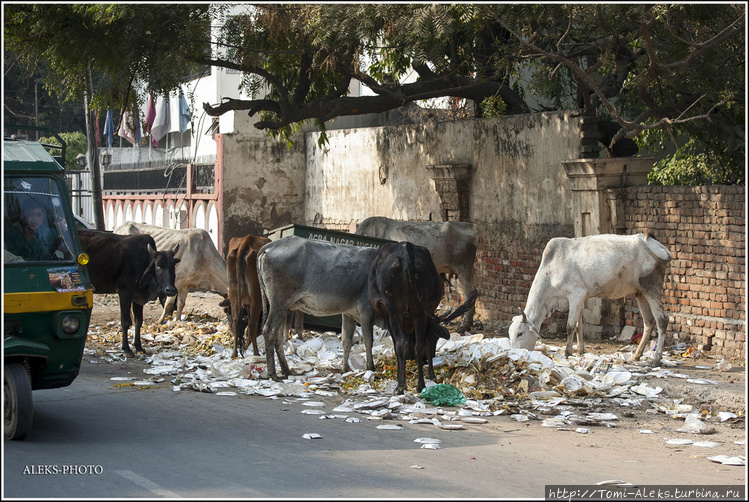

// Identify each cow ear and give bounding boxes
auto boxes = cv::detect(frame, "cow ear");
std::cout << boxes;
[173,258,181,265]
[139,262,155,289]
[528,319,540,336]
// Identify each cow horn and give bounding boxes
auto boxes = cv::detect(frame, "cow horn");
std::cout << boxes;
[172,243,180,254]
[147,243,157,257]
[519,307,526,323]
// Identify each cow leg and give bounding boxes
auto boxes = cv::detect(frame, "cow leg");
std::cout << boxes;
[390,327,408,395]
[274,312,291,378]
[231,306,247,359]
[425,323,437,381]
[158,294,177,323]
[286,311,304,336]
[245,268,262,356]
[246,300,262,357]
[118,295,134,355]
[360,312,376,372]
[260,307,286,381]
[427,355,436,381]
[250,313,261,357]
[132,302,146,353]
[413,318,428,393]
[650,297,668,367]
[576,311,585,356]
[174,291,187,322]
[456,273,476,333]
[632,291,667,366]
[565,299,584,357]
[341,315,357,373]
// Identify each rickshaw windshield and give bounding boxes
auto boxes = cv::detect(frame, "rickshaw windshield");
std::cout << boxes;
[4,176,78,264]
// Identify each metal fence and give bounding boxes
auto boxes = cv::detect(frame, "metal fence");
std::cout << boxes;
[66,169,94,224]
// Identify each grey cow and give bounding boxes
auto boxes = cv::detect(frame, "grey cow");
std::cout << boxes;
[355,216,478,332]
[257,236,380,381]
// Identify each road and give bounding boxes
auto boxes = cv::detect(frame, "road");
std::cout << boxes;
[4,352,745,499]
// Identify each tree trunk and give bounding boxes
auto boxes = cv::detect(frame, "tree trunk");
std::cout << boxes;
[84,65,106,230]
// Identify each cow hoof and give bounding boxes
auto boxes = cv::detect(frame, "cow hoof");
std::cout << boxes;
[122,348,134,357]
[394,387,405,395]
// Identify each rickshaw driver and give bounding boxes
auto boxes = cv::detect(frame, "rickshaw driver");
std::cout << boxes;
[5,198,59,261]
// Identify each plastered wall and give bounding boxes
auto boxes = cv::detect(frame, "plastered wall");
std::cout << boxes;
[305,112,582,328]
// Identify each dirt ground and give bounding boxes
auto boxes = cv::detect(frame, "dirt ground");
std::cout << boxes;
[85,292,747,470]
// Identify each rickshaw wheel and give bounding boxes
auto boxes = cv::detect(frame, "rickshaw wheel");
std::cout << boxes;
[4,362,33,440]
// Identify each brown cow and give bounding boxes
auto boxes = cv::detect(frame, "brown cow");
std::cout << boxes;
[222,234,271,358]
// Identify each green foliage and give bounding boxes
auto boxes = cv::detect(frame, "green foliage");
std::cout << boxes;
[5,3,744,184]
[480,95,506,118]
[38,132,88,170]
[4,4,210,110]
[648,139,744,186]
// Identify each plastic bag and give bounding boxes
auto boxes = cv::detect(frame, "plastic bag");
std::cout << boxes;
[420,384,466,406]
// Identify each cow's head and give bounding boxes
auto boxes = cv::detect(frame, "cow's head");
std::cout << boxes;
[508,309,540,351]
[140,243,180,297]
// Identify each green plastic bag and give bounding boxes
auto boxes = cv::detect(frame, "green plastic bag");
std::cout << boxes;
[420,384,466,406]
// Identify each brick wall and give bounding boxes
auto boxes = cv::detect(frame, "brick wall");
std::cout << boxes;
[623,186,745,359]
[471,220,574,333]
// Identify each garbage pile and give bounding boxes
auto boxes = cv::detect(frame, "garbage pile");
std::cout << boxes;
[85,309,745,466]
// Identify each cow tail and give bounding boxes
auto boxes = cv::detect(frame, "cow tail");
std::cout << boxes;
[403,242,421,310]
[258,250,269,333]
[404,242,436,321]
[438,293,478,323]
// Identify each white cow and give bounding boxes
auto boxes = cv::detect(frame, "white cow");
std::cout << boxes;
[355,216,478,332]
[509,233,672,366]
[114,222,229,323]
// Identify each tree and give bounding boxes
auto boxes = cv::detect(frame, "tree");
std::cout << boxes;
[4,49,86,135]
[4,4,211,228]
[494,4,745,184]
[196,4,743,183]
[39,132,88,171]
[6,4,744,185]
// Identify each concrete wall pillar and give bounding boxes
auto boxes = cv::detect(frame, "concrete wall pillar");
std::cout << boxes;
[561,157,656,339]
[426,164,472,222]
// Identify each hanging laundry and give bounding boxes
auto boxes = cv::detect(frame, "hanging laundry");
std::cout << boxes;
[178,92,192,133]
[144,93,156,135]
[103,110,115,149]
[151,95,171,145]
[133,110,142,147]
[118,109,141,146]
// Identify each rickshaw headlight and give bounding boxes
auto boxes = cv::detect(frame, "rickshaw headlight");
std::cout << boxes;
[61,314,81,334]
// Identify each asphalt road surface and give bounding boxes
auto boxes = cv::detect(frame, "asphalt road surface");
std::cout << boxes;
[3,353,745,499]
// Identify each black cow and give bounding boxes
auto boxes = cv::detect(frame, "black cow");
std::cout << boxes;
[78,229,180,355]
[368,241,477,394]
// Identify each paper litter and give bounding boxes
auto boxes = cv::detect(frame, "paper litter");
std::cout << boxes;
[87,305,742,463]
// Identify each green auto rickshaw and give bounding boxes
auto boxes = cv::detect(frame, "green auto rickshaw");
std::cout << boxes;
[3,136,93,440]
